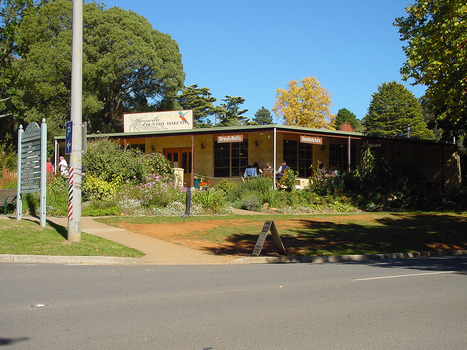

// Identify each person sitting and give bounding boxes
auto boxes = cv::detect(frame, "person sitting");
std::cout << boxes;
[243,165,258,178]
[253,162,263,176]
[276,161,287,180]
[262,163,273,177]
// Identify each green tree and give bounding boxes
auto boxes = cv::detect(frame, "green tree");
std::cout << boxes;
[217,95,248,126]
[363,81,434,139]
[176,84,224,128]
[0,0,46,147]
[252,106,273,125]
[394,0,467,141]
[272,76,335,129]
[335,108,362,131]
[11,0,184,138]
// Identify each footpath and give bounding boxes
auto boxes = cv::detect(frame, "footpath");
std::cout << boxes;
[1,214,465,266]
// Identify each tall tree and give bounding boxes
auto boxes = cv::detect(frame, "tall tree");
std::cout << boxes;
[335,108,362,131]
[272,76,335,128]
[0,0,46,146]
[176,84,224,128]
[252,106,273,125]
[217,95,248,126]
[363,81,434,139]
[12,0,184,137]
[394,0,467,141]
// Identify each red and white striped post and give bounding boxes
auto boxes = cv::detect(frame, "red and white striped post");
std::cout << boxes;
[68,167,74,220]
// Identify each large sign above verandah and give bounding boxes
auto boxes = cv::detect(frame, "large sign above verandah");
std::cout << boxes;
[123,110,193,133]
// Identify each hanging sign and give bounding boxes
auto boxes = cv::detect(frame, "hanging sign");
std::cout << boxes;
[300,135,323,144]
[217,135,244,143]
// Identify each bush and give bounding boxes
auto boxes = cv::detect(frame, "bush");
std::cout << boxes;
[46,176,68,215]
[83,138,172,183]
[82,173,123,201]
[192,188,227,213]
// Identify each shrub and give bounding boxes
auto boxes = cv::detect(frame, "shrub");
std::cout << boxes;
[119,175,185,209]
[83,138,172,183]
[82,173,123,201]
[192,188,227,213]
[46,176,68,215]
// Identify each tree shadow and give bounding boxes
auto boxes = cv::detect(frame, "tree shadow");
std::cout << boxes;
[345,255,467,274]
[202,214,467,262]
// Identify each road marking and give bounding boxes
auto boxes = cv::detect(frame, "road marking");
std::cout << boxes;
[354,270,456,281]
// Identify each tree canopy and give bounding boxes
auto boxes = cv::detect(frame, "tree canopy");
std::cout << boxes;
[272,76,335,129]
[176,84,225,128]
[335,108,362,131]
[394,0,467,141]
[363,81,434,139]
[11,0,184,138]
[217,95,248,126]
[252,106,273,125]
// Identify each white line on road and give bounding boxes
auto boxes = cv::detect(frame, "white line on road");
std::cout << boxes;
[354,270,456,281]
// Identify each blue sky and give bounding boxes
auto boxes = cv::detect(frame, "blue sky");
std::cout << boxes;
[105,0,424,122]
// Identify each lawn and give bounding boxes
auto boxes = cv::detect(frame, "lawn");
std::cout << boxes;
[0,217,143,257]
[97,212,467,256]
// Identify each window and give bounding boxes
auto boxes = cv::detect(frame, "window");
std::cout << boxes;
[283,139,314,177]
[329,142,356,172]
[165,148,192,174]
[214,139,248,177]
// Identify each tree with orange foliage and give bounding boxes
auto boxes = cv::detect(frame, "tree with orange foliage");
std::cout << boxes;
[272,77,335,129]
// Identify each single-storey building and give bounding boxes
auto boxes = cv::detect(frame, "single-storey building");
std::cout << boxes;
[54,111,461,193]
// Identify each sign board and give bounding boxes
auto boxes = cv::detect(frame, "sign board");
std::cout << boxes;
[17,119,47,227]
[300,135,323,145]
[20,123,41,193]
[217,135,244,143]
[65,121,72,155]
[123,110,193,132]
[252,220,287,256]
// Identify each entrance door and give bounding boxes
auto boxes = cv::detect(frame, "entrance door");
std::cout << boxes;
[164,148,192,175]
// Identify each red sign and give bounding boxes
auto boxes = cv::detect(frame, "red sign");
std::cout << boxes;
[300,135,323,144]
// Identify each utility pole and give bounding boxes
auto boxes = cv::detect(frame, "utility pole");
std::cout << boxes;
[68,0,83,242]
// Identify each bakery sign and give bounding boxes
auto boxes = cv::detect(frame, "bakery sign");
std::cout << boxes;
[124,110,193,133]
[217,135,244,143]
[300,135,323,144]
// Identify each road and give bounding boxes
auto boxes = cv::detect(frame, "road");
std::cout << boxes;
[1,256,466,349]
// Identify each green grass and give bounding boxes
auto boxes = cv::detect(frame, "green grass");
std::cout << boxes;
[97,212,467,256]
[0,218,144,257]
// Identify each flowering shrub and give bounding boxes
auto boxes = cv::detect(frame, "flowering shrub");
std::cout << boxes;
[82,173,123,201]
[119,174,185,209]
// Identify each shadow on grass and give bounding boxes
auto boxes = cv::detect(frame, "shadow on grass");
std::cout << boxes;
[16,216,68,240]
[204,214,467,258]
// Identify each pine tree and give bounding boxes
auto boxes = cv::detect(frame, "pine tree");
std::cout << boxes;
[363,81,433,139]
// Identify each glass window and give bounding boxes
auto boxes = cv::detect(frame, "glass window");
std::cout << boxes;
[214,139,248,177]
[329,142,356,172]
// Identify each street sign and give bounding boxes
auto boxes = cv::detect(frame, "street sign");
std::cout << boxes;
[65,121,72,155]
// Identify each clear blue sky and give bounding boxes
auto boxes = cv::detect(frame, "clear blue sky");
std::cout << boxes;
[105,0,424,122]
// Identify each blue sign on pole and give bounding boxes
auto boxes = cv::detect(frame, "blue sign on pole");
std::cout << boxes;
[65,121,72,155]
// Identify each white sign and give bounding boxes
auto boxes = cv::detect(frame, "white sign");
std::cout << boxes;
[300,135,323,144]
[217,135,244,143]
[124,110,193,132]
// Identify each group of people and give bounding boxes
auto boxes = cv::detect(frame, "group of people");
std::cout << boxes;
[45,156,69,177]
[243,161,288,180]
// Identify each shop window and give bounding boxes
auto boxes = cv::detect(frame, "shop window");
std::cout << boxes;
[329,143,356,172]
[214,140,248,177]
[283,139,314,177]
[298,142,313,177]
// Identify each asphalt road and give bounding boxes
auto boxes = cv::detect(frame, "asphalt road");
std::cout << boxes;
[1,256,466,349]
